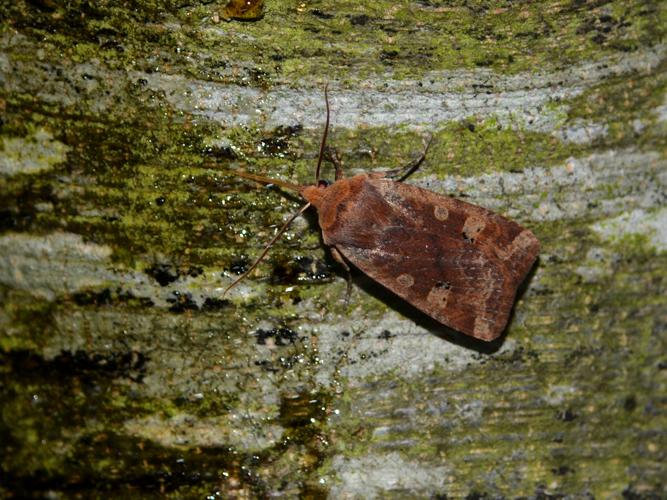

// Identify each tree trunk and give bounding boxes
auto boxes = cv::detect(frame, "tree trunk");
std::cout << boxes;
[1,1,666,497]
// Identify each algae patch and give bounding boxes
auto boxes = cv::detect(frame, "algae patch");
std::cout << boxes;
[592,207,667,253]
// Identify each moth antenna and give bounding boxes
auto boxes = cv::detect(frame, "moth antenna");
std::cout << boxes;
[228,170,303,192]
[314,83,330,182]
[222,202,312,297]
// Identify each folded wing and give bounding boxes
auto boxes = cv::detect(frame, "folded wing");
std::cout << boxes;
[324,177,539,340]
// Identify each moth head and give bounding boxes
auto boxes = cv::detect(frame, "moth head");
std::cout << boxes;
[301,180,331,208]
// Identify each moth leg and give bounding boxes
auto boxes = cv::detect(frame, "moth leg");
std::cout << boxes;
[385,134,433,182]
[324,146,345,180]
[330,246,353,304]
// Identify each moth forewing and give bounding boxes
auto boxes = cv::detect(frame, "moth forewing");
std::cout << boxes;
[309,175,540,341]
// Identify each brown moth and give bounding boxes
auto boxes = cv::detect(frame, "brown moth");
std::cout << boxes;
[224,88,540,341]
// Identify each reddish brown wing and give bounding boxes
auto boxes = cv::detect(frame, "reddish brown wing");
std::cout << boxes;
[318,175,539,341]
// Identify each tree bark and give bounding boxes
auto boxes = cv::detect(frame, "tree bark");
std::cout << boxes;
[1,1,666,497]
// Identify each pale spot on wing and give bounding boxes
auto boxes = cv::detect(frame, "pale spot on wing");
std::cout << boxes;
[426,281,451,307]
[497,229,537,260]
[462,216,486,242]
[434,206,449,221]
[474,317,494,340]
[396,273,415,288]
